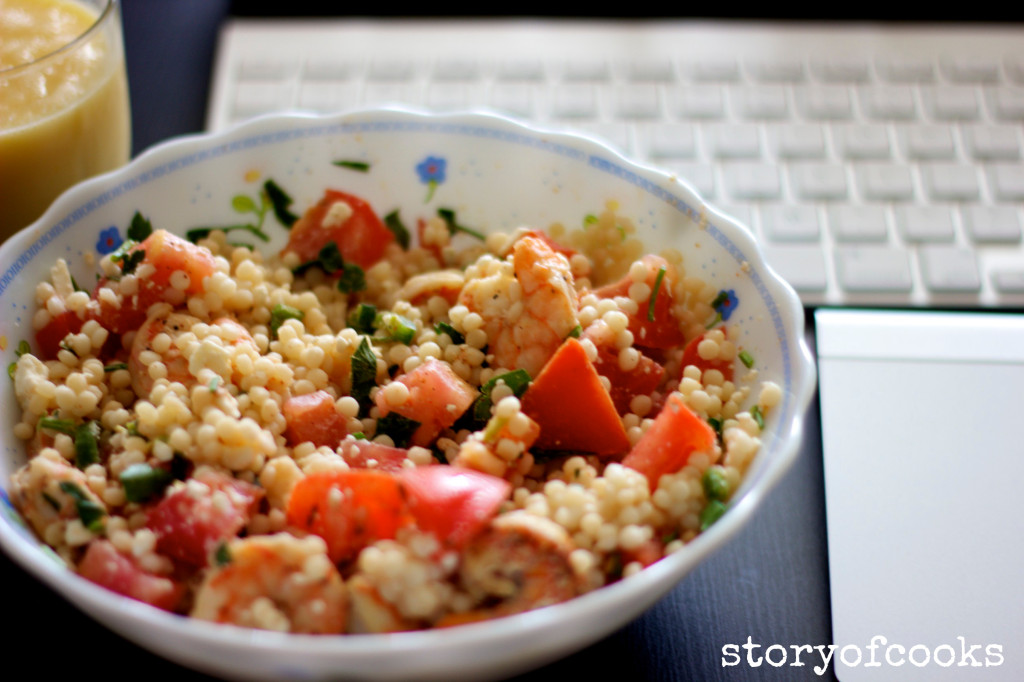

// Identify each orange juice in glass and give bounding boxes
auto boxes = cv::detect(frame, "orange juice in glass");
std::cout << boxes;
[0,0,131,241]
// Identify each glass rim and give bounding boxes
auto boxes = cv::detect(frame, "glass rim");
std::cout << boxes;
[0,0,118,78]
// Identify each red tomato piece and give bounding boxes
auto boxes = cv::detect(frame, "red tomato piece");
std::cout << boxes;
[283,390,348,448]
[590,344,666,415]
[373,358,476,447]
[398,466,511,551]
[146,469,263,567]
[520,338,631,456]
[680,332,735,382]
[621,392,717,490]
[34,309,84,360]
[284,189,394,269]
[78,540,184,611]
[91,229,218,336]
[342,439,413,473]
[593,254,685,350]
[286,470,412,564]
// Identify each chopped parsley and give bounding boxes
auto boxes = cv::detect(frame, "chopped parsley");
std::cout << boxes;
[568,324,583,339]
[74,420,101,469]
[292,242,366,294]
[7,339,31,379]
[472,369,531,421]
[120,463,172,503]
[350,337,379,408]
[383,210,411,250]
[126,211,153,242]
[333,159,371,173]
[336,262,366,294]
[269,303,304,339]
[58,481,105,533]
[375,413,420,448]
[213,541,232,567]
[647,265,667,322]
[434,321,464,345]
[103,362,128,373]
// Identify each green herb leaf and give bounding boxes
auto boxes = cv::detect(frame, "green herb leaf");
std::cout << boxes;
[568,324,582,339]
[74,421,101,469]
[333,160,371,172]
[126,212,153,242]
[648,265,667,323]
[336,263,366,294]
[434,321,464,345]
[214,541,232,567]
[383,210,411,250]
[269,304,304,339]
[120,249,145,276]
[473,369,532,421]
[264,179,299,228]
[104,362,128,373]
[375,412,420,448]
[58,481,106,533]
[437,208,485,241]
[317,242,345,274]
[120,463,172,503]
[738,350,755,368]
[350,337,378,407]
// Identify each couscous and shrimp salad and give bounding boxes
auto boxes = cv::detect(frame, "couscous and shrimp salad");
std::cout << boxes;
[7,184,780,634]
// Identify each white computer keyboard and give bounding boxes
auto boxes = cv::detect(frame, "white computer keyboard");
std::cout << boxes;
[207,19,1024,308]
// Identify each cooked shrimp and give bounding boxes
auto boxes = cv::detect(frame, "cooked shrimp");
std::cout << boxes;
[457,234,579,377]
[10,449,105,545]
[129,310,261,397]
[190,533,348,634]
[453,510,584,621]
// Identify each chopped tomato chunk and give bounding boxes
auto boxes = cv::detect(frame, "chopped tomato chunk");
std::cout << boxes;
[520,338,630,456]
[621,392,717,489]
[283,390,348,448]
[146,469,263,567]
[680,331,735,382]
[78,540,184,611]
[342,439,413,473]
[398,466,510,551]
[34,309,84,360]
[590,344,665,415]
[593,254,685,350]
[284,189,393,269]
[286,470,411,564]
[374,358,476,447]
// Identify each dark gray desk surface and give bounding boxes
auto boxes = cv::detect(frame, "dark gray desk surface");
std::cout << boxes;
[1,3,835,679]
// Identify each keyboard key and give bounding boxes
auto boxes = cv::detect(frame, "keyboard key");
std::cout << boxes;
[551,84,598,118]
[707,124,761,159]
[613,84,661,120]
[876,57,935,83]
[922,164,980,201]
[368,59,415,81]
[761,205,821,242]
[922,86,980,120]
[733,86,789,120]
[644,123,697,159]
[940,56,1001,84]
[859,86,917,120]
[919,246,981,292]
[988,87,1024,121]
[964,125,1021,160]
[901,125,956,159]
[811,57,870,83]
[666,162,715,199]
[562,59,609,82]
[668,86,725,119]
[834,125,891,159]
[688,58,740,82]
[857,164,915,201]
[298,82,358,112]
[303,57,358,81]
[796,85,853,120]
[894,206,955,242]
[772,125,826,159]
[835,246,912,292]
[433,58,480,82]
[724,163,781,200]
[992,269,1024,293]
[761,245,828,292]
[962,206,1023,243]
[496,59,544,81]
[626,59,675,82]
[747,58,805,82]
[489,83,536,118]
[791,163,848,200]
[239,56,299,80]
[828,205,889,242]
[989,165,1024,200]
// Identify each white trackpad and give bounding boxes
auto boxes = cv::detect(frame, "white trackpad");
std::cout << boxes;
[816,309,1024,681]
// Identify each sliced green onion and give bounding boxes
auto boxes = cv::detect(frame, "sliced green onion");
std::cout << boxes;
[568,324,582,339]
[738,350,755,368]
[104,362,128,373]
[750,404,765,430]
[120,462,172,503]
[74,421,101,469]
[348,303,377,334]
[333,160,371,173]
[38,416,76,436]
[434,321,465,345]
[647,265,667,322]
[376,312,416,345]
[702,467,730,502]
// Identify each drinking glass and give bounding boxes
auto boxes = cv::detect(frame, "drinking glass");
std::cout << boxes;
[0,0,131,241]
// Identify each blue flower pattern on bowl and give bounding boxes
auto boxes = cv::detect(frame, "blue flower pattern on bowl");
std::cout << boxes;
[96,226,123,255]
[714,288,738,321]
[416,155,446,202]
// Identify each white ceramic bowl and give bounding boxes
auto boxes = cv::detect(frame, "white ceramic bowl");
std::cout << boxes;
[0,108,815,681]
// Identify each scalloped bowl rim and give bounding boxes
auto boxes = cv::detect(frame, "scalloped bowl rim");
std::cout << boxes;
[0,107,816,678]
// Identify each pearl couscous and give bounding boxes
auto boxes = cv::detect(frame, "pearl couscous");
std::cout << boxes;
[8,188,780,633]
